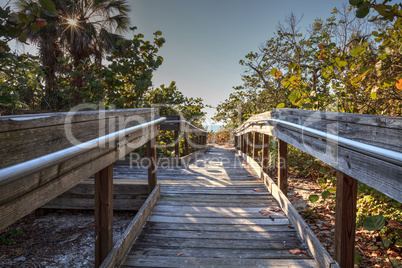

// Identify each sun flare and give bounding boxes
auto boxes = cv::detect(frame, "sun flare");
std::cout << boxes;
[67,18,77,26]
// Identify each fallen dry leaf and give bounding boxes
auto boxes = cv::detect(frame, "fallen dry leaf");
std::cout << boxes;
[323,223,332,227]
[387,220,401,228]
[177,252,184,257]
[253,189,261,192]
[289,248,302,255]
[301,250,310,257]
[259,210,271,216]
[286,224,294,228]
[268,206,282,212]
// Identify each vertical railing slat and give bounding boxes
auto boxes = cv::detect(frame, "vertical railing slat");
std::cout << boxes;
[253,132,259,161]
[147,137,157,194]
[278,139,288,197]
[262,134,269,174]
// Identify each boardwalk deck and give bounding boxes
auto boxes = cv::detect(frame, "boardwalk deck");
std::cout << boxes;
[118,146,318,267]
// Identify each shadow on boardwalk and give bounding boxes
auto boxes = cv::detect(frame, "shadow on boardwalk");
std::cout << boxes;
[119,146,318,267]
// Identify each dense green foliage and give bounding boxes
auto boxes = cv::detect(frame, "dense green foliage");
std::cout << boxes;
[214,4,402,128]
[214,3,402,263]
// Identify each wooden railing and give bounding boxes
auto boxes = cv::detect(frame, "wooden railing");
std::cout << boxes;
[234,108,402,268]
[160,115,208,160]
[0,108,164,267]
[0,109,209,267]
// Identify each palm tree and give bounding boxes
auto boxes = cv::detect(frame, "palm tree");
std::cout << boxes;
[57,0,130,66]
[16,0,131,108]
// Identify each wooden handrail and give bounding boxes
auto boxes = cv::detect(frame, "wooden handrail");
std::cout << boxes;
[0,117,166,187]
[235,108,402,268]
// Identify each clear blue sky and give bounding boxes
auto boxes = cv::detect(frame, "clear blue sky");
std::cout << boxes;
[128,0,348,125]
[3,0,350,124]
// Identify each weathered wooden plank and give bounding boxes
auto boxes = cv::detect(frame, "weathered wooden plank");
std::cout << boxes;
[152,205,272,214]
[159,196,273,203]
[144,222,297,233]
[160,193,273,199]
[147,215,290,225]
[150,210,286,219]
[238,150,337,268]
[334,171,358,268]
[123,255,317,267]
[129,246,313,259]
[156,200,277,207]
[100,184,161,268]
[136,229,298,241]
[135,236,301,249]
[157,188,269,195]
[95,164,114,268]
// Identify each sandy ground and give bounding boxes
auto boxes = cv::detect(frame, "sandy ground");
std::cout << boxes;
[0,210,134,267]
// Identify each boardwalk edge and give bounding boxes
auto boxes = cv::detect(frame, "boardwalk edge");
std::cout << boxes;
[100,184,161,268]
[236,150,340,268]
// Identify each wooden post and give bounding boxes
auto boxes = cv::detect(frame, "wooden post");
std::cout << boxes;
[278,139,288,196]
[184,132,189,156]
[262,134,269,174]
[242,134,246,154]
[174,130,180,157]
[248,132,252,156]
[191,135,195,153]
[95,164,113,268]
[334,171,358,268]
[253,132,259,161]
[147,137,157,194]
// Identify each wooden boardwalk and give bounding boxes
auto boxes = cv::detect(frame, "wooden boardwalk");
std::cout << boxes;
[117,146,318,267]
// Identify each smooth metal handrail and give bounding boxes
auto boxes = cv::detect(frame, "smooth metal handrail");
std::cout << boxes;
[163,119,208,133]
[0,117,166,187]
[236,118,402,168]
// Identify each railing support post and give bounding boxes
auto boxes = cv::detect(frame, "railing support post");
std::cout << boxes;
[335,171,358,268]
[184,132,189,156]
[147,137,157,194]
[278,139,288,196]
[253,132,259,161]
[191,135,195,153]
[262,134,269,174]
[247,132,252,156]
[174,130,180,157]
[95,164,113,268]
